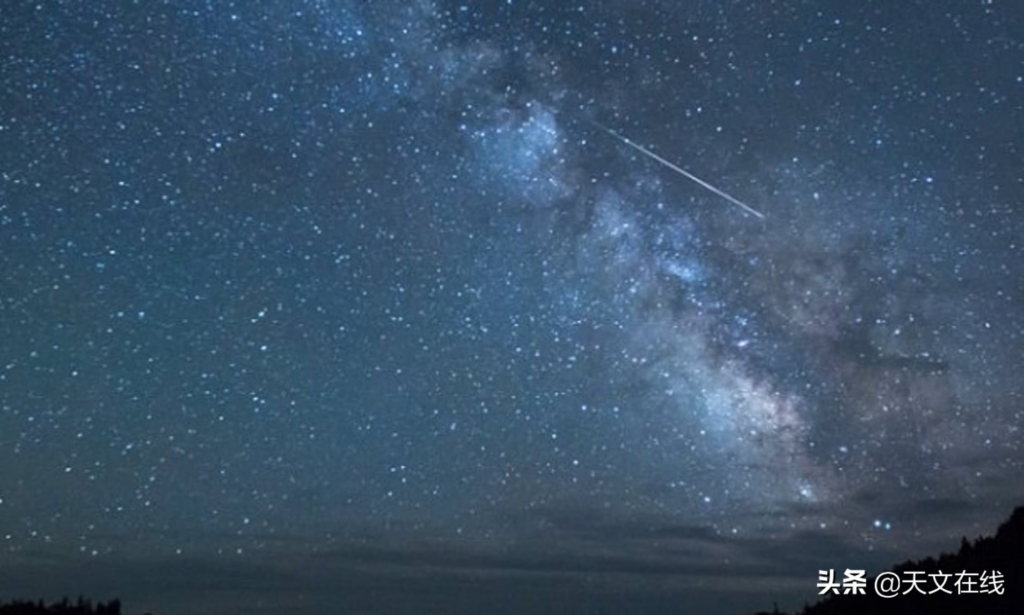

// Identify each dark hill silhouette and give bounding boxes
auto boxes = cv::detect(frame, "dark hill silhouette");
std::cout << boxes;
[754,506,1024,615]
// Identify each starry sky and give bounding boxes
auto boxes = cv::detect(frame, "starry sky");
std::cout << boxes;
[1,1,1023,614]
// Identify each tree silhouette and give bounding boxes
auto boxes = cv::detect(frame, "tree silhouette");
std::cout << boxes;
[0,597,122,615]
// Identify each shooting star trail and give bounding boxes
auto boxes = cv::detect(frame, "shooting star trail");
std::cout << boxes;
[594,122,766,219]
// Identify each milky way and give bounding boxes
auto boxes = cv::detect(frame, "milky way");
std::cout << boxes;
[1,2,1023,614]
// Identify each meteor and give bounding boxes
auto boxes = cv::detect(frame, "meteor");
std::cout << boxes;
[594,122,766,220]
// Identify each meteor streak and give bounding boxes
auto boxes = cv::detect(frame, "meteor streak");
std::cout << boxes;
[594,122,766,219]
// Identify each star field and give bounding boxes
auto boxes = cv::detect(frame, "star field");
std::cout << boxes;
[1,1,1023,614]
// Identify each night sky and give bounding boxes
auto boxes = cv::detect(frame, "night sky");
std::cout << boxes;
[2,1,1023,614]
